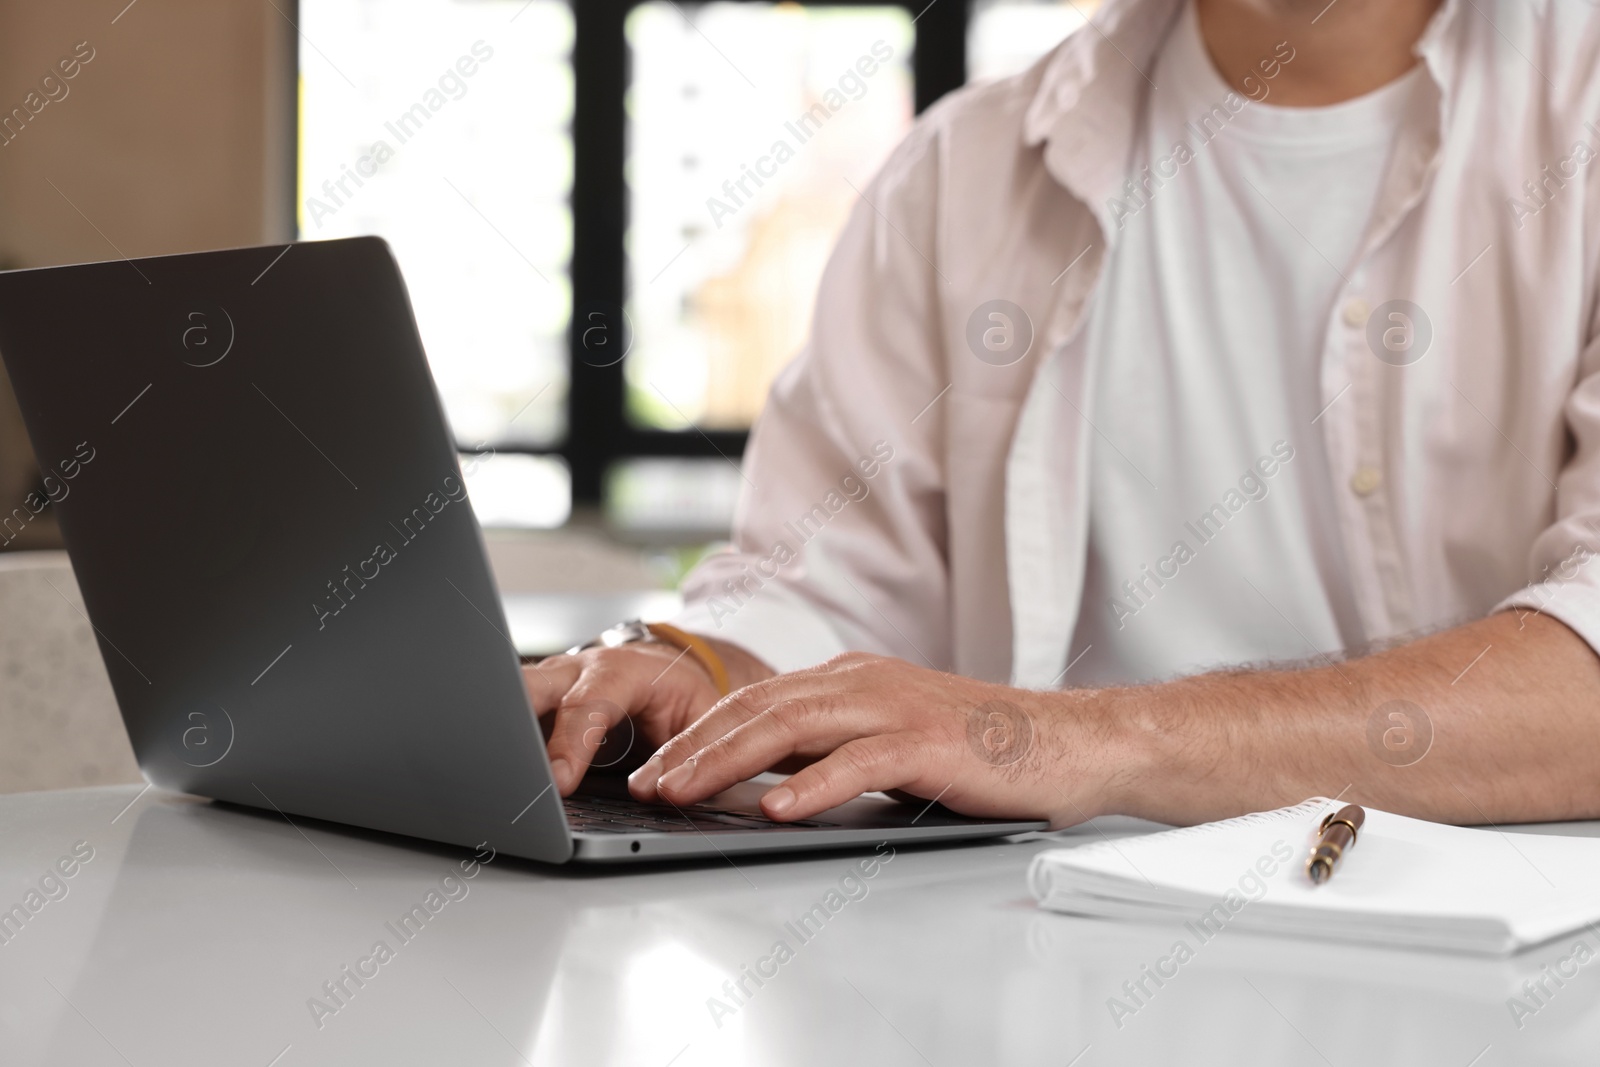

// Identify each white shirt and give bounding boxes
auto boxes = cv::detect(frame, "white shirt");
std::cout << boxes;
[674,0,1600,691]
[1070,2,1426,686]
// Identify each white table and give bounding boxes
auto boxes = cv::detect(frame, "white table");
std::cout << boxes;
[2,785,1598,1066]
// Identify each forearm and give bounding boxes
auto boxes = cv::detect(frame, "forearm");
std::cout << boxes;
[1093,611,1600,826]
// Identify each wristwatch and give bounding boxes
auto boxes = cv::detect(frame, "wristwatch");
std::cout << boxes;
[566,619,653,654]
[566,619,732,696]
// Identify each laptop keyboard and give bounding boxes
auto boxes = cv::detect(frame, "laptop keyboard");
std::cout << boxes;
[562,793,839,834]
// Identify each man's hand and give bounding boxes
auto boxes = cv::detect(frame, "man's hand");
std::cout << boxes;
[522,636,775,795]
[626,652,1127,826]
[531,612,1600,828]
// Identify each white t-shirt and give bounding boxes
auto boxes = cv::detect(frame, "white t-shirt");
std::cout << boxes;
[1067,1,1427,687]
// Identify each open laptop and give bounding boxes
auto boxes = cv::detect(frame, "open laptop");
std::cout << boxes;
[0,237,1047,863]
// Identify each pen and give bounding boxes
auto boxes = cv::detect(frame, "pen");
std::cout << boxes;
[1305,804,1365,885]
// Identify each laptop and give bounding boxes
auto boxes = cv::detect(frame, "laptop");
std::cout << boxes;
[0,237,1047,863]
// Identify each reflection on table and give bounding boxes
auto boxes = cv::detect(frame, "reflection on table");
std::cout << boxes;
[3,786,1599,1066]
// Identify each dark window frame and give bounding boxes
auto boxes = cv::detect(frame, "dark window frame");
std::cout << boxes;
[294,0,969,508]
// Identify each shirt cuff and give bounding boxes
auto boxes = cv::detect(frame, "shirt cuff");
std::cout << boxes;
[1493,577,1600,656]
[673,586,849,676]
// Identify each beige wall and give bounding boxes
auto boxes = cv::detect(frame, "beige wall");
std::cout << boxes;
[0,0,294,545]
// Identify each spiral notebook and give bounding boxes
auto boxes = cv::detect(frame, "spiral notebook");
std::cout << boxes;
[1029,798,1600,955]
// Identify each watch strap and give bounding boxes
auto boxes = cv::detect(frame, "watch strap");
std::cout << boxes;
[644,621,732,697]
[564,618,732,697]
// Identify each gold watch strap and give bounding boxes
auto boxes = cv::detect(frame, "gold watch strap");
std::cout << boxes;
[644,621,732,697]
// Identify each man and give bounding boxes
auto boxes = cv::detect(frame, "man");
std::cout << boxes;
[529,0,1600,830]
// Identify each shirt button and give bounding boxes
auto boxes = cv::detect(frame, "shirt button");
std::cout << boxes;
[1350,467,1382,496]
[1342,298,1370,327]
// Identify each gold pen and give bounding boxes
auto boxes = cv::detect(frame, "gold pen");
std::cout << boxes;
[1306,804,1365,885]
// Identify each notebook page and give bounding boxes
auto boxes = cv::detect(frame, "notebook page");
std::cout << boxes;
[1031,799,1600,953]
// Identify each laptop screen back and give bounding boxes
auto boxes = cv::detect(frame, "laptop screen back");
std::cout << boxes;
[0,238,570,862]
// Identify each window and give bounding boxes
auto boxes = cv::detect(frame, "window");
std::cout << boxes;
[966,0,1098,84]
[298,0,1071,535]
[624,3,914,432]
[297,0,575,526]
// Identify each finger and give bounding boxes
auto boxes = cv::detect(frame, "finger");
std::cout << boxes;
[546,696,635,794]
[628,658,873,798]
[627,688,765,799]
[654,695,871,806]
[521,655,582,716]
[757,734,928,821]
[545,657,648,793]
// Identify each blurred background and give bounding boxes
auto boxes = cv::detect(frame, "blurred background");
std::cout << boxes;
[0,0,1105,791]
[0,0,1097,588]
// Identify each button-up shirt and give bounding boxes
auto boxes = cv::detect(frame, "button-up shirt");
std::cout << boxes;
[676,0,1600,689]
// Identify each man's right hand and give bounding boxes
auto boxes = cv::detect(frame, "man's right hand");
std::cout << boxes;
[522,636,773,795]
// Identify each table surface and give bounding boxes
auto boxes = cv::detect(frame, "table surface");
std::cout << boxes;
[3,785,1600,1067]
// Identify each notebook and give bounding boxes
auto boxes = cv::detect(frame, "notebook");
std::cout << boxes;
[1029,798,1600,955]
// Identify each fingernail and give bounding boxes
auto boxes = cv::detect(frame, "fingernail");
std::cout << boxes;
[657,760,695,795]
[764,786,795,816]
[628,754,664,792]
[550,757,570,789]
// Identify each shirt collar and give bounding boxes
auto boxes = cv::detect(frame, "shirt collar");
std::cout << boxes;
[1021,0,1467,226]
